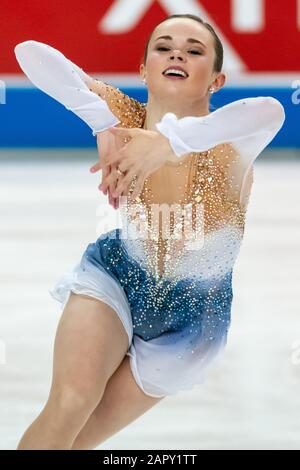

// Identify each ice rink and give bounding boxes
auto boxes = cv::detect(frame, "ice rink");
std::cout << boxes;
[0,148,299,450]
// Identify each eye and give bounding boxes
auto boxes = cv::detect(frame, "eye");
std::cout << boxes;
[156,46,202,55]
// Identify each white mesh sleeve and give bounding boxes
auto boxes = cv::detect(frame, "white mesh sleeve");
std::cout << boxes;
[156,97,285,169]
[14,40,120,135]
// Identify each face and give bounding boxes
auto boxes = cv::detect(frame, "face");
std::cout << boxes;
[140,18,224,102]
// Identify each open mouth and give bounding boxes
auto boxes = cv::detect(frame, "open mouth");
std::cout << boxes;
[162,67,189,79]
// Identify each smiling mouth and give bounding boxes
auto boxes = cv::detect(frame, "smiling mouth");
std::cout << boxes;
[162,68,189,79]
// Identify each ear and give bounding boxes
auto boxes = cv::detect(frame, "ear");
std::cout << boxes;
[211,72,226,93]
[139,63,146,81]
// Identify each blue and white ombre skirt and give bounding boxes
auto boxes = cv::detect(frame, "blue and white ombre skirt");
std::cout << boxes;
[50,228,234,397]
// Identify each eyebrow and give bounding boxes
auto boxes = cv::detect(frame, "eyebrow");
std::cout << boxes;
[154,35,207,48]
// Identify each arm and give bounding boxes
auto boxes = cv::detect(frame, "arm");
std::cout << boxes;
[88,80,147,129]
[14,40,142,210]
[155,97,285,170]
[14,40,120,135]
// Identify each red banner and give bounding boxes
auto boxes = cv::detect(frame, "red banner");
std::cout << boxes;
[0,0,299,73]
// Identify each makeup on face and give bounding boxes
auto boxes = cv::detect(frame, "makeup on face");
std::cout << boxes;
[152,34,207,81]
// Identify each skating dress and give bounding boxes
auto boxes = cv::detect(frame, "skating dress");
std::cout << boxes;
[14,41,285,397]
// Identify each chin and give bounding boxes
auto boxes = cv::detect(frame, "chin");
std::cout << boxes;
[163,83,188,94]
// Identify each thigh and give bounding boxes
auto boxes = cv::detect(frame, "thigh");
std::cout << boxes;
[71,355,165,449]
[49,292,129,406]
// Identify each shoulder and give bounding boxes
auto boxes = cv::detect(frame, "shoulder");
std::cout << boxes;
[209,142,241,166]
[87,77,107,99]
[88,78,146,128]
[96,81,146,129]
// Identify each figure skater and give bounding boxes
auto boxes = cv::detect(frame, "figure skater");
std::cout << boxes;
[14,14,285,450]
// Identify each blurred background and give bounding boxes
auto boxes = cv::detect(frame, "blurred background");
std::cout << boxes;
[0,0,299,450]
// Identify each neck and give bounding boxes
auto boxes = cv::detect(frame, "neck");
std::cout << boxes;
[143,94,211,130]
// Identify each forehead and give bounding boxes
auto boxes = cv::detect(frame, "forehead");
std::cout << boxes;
[151,18,214,48]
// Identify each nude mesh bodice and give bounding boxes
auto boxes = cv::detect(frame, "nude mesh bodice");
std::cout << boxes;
[92,82,247,282]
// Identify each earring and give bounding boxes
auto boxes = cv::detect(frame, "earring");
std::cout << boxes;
[209,87,215,94]
[142,78,147,84]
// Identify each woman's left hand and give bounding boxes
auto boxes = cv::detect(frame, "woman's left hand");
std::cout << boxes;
[98,127,176,200]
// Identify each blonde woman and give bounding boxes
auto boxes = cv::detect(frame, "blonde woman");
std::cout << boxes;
[14,14,285,450]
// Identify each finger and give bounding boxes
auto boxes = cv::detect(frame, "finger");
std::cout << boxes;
[109,190,118,209]
[101,171,119,194]
[108,127,140,139]
[108,187,113,205]
[105,167,113,202]
[104,166,111,195]
[108,167,124,192]
[90,161,102,173]
[109,163,119,202]
[99,164,110,193]
[104,164,113,195]
[104,148,127,166]
[112,168,136,197]
[106,174,118,207]
[112,179,127,198]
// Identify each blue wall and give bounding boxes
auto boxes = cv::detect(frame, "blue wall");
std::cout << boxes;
[0,87,296,148]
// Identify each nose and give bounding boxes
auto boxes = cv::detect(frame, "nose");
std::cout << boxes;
[169,50,186,62]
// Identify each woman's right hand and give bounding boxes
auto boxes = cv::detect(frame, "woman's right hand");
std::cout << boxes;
[90,129,122,209]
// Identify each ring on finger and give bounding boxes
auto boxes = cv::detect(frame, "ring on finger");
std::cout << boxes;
[116,166,125,177]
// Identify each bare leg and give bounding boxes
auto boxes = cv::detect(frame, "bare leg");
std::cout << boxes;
[71,355,166,450]
[17,292,129,450]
